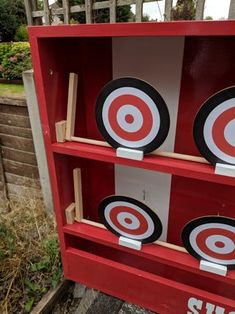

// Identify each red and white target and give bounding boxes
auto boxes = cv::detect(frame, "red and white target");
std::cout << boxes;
[194,87,235,165]
[98,195,162,243]
[182,216,235,268]
[96,77,170,154]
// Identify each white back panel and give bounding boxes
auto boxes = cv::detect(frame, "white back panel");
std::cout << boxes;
[113,37,185,241]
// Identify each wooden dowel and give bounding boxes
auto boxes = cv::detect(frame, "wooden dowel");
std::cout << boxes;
[155,240,187,253]
[70,136,208,164]
[79,219,187,253]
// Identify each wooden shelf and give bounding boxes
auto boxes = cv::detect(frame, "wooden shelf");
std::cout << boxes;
[63,221,235,285]
[52,141,235,186]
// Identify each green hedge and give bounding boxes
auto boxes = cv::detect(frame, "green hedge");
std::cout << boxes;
[0,42,32,80]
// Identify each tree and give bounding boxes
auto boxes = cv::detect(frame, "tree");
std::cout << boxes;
[0,0,26,42]
[171,0,196,20]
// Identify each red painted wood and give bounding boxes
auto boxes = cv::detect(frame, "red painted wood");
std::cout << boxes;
[167,36,235,245]
[29,22,235,313]
[29,20,235,38]
[52,142,235,186]
[63,222,235,286]
[65,248,235,313]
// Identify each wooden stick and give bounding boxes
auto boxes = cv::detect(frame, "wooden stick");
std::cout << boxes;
[80,218,107,229]
[55,120,67,142]
[79,219,187,253]
[65,202,75,224]
[155,240,187,253]
[65,73,78,141]
[70,136,208,164]
[73,168,83,221]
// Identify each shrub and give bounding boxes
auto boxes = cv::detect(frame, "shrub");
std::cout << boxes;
[1,42,32,80]
[0,43,11,78]
[14,24,29,42]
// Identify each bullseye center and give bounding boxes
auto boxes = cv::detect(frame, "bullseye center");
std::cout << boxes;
[125,114,134,124]
[124,217,132,224]
[215,241,225,248]
[224,119,235,146]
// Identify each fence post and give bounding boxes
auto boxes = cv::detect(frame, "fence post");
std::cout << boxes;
[195,0,205,20]
[23,70,54,216]
[229,0,235,19]
[62,0,70,24]
[85,0,93,23]
[24,0,33,25]
[164,0,172,21]
[110,0,116,23]
[136,0,143,22]
[43,0,50,25]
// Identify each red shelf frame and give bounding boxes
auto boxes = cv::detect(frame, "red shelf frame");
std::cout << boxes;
[29,21,235,313]
[52,141,235,186]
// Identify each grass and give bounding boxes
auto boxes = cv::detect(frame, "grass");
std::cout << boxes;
[0,195,63,313]
[0,83,25,98]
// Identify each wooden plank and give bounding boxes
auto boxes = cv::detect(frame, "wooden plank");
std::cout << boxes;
[31,280,72,314]
[65,73,78,141]
[51,7,64,15]
[73,168,83,222]
[70,0,163,12]
[0,97,26,107]
[62,0,70,24]
[7,183,42,199]
[0,113,31,128]
[55,120,66,143]
[229,0,235,19]
[65,203,76,224]
[164,0,173,20]
[1,147,37,166]
[3,159,39,178]
[136,0,143,22]
[0,104,29,116]
[0,134,35,153]
[195,0,206,20]
[32,10,44,17]
[5,172,41,189]
[43,0,50,25]
[110,0,116,23]
[85,0,93,23]
[0,124,32,139]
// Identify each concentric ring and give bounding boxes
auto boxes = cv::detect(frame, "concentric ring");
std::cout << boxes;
[96,77,170,154]
[193,86,235,165]
[182,216,235,268]
[98,195,162,243]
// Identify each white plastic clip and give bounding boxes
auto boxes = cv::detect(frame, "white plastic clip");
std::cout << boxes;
[119,236,142,251]
[116,147,144,161]
[215,163,235,178]
[199,260,227,276]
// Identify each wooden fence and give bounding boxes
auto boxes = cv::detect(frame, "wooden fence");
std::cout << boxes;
[23,0,235,25]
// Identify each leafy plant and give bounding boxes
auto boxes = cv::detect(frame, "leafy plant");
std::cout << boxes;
[1,42,32,80]
[14,25,29,42]
[171,0,196,20]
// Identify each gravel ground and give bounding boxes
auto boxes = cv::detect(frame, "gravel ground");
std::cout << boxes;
[50,282,155,314]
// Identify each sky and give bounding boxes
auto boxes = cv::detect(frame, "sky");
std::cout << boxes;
[137,0,231,21]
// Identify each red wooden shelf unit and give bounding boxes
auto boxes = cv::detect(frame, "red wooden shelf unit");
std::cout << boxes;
[29,21,235,313]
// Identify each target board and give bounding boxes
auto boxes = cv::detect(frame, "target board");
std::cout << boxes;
[98,195,162,243]
[95,77,170,154]
[193,86,235,165]
[182,216,235,269]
